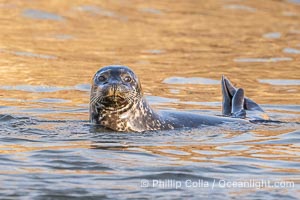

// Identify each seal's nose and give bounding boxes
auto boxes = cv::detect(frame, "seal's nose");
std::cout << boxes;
[106,83,118,97]
[112,84,117,94]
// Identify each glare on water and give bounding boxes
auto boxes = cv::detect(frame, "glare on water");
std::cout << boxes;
[0,0,299,199]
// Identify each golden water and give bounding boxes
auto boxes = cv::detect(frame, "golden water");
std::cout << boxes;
[0,0,299,199]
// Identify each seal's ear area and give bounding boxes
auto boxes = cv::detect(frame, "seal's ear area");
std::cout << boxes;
[133,77,143,95]
[221,75,232,116]
[129,71,143,94]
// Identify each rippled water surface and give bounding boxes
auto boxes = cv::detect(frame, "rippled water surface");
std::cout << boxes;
[0,0,300,199]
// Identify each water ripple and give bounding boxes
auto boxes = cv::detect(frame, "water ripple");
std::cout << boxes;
[263,32,281,39]
[283,47,300,54]
[234,57,293,63]
[224,4,257,12]
[74,5,127,21]
[258,79,300,86]
[139,8,163,15]
[0,49,57,60]
[22,9,64,21]
[0,84,91,93]
[163,77,219,85]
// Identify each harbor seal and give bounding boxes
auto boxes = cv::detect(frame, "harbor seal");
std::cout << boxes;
[89,65,269,132]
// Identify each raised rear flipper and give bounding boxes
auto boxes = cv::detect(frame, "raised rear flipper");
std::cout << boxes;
[221,75,269,120]
[231,88,246,118]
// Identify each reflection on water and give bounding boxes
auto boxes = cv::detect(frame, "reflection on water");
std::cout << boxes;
[139,7,163,15]
[258,79,300,86]
[163,77,219,85]
[234,57,293,63]
[288,0,300,5]
[223,4,257,12]
[0,49,57,60]
[22,9,64,21]
[283,47,300,54]
[0,85,71,92]
[263,32,282,39]
[0,0,300,199]
[53,34,74,41]
[75,5,116,18]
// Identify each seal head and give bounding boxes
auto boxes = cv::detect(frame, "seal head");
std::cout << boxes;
[90,65,142,109]
[90,65,171,132]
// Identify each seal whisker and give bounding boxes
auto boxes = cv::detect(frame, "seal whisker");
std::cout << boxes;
[90,94,103,105]
[90,96,98,104]
[95,96,104,105]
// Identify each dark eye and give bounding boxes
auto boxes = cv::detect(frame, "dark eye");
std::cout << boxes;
[98,75,106,82]
[124,76,132,82]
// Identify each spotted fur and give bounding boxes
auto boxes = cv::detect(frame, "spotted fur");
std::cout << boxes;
[89,65,174,132]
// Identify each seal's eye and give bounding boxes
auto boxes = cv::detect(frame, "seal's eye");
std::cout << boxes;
[124,76,132,83]
[98,75,106,82]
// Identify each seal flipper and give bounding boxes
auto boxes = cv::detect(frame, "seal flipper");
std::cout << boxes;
[223,76,265,112]
[222,76,246,117]
[221,75,232,116]
[244,98,264,112]
[231,88,246,118]
[223,76,237,97]
[222,75,238,116]
[221,75,269,120]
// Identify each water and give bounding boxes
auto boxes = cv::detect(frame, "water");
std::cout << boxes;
[0,0,300,199]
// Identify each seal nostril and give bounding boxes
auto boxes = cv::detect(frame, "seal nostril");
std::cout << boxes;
[113,84,118,92]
